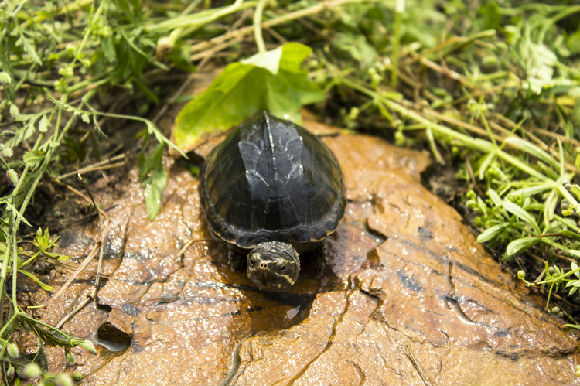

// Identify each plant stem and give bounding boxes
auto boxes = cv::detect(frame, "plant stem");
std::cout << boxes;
[253,0,267,53]
[10,209,18,311]
[391,0,404,87]
[144,0,252,33]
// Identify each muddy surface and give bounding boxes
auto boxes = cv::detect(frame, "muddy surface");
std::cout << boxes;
[20,117,579,385]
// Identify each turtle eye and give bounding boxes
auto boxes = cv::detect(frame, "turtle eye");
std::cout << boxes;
[249,257,257,267]
[279,264,286,272]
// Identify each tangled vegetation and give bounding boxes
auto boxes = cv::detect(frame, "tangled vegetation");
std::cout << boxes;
[1,0,579,383]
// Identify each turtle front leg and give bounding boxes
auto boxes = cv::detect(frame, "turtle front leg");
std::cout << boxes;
[316,242,329,278]
[227,244,247,272]
[299,241,327,278]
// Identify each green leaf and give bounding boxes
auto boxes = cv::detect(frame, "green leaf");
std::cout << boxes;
[103,34,116,63]
[487,189,502,207]
[502,199,540,233]
[332,33,378,68]
[506,237,538,256]
[476,223,507,243]
[22,150,46,167]
[244,46,283,74]
[19,36,42,65]
[144,166,167,220]
[138,143,165,181]
[543,188,558,224]
[20,315,76,347]
[507,183,552,198]
[477,151,496,180]
[138,143,168,220]
[0,71,12,84]
[34,227,50,251]
[38,114,48,132]
[567,30,580,54]
[521,41,556,94]
[173,43,325,152]
[18,269,53,291]
[504,137,558,169]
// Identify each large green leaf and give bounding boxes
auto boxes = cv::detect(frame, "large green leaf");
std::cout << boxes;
[173,43,325,152]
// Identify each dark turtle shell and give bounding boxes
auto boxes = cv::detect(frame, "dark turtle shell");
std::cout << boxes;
[200,111,345,248]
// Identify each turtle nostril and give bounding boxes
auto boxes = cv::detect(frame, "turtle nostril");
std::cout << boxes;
[259,262,268,269]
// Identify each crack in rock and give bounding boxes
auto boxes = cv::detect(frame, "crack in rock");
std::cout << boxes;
[284,291,352,386]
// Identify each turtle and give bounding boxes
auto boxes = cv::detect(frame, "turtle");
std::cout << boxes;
[200,111,345,291]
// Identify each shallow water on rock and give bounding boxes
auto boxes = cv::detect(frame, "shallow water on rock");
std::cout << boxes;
[21,116,579,385]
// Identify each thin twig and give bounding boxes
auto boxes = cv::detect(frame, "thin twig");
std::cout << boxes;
[192,9,252,65]
[531,126,580,147]
[400,343,433,386]
[409,51,468,85]
[177,238,212,257]
[92,216,108,304]
[50,177,110,221]
[55,296,91,329]
[56,154,126,180]
[422,109,489,138]
[47,242,100,306]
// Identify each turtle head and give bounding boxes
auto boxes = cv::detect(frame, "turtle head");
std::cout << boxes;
[247,241,300,291]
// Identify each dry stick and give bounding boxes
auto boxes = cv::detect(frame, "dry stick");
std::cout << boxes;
[189,0,371,60]
[422,109,489,138]
[403,50,503,101]
[493,113,548,144]
[190,39,240,62]
[396,67,423,90]
[532,126,580,147]
[404,30,496,66]
[200,9,251,69]
[50,177,110,221]
[152,75,195,125]
[464,157,485,197]
[91,217,107,308]
[408,51,467,85]
[57,154,126,180]
[55,296,92,329]
[48,242,100,307]
[58,221,108,328]
[265,26,288,45]
[383,322,433,386]
[58,162,126,180]
[400,343,433,386]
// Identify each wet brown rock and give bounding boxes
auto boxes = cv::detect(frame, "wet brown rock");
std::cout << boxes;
[25,119,579,386]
